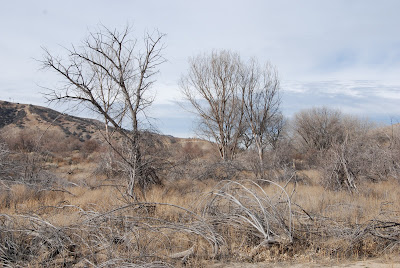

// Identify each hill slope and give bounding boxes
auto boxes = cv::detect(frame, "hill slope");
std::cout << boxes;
[0,100,214,152]
[0,100,105,142]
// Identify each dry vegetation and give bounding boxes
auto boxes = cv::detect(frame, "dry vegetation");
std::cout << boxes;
[2,35,400,266]
[1,23,399,267]
[0,172,399,267]
[0,108,399,267]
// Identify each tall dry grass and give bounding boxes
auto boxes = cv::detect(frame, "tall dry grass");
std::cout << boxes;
[1,173,399,267]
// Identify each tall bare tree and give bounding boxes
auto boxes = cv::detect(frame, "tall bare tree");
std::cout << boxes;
[180,50,282,166]
[41,25,166,198]
[243,60,282,175]
[180,50,247,161]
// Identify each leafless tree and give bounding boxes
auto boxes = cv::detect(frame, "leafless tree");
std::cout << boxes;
[181,51,282,164]
[293,107,344,154]
[40,25,166,198]
[180,50,247,161]
[242,60,282,176]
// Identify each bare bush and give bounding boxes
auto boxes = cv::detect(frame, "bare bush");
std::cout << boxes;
[294,204,400,259]
[318,117,393,191]
[291,107,397,190]
[199,179,293,256]
[80,139,100,157]
[0,128,74,199]
[179,142,205,161]
[293,107,344,159]
[242,127,295,178]
[1,128,38,152]
[0,141,8,163]
[385,124,400,177]
[0,131,49,185]
[0,200,223,267]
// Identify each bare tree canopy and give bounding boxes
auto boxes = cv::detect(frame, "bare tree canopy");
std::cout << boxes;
[293,107,344,152]
[242,60,282,173]
[40,24,166,198]
[180,50,282,163]
[180,50,246,161]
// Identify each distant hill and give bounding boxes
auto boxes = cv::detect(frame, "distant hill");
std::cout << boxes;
[0,100,214,153]
[0,100,105,142]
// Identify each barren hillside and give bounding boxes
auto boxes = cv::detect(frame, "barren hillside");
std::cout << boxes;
[0,100,214,148]
[0,100,109,141]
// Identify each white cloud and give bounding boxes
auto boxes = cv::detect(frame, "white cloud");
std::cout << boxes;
[281,79,400,123]
[2,0,400,136]
[152,82,184,105]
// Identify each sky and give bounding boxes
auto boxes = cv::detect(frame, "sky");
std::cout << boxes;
[1,0,400,137]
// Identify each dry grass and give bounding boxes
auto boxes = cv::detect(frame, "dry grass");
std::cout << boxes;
[2,99,399,267]
[1,172,399,267]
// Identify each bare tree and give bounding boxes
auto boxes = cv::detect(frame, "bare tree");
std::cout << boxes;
[293,107,344,153]
[180,50,283,168]
[243,60,282,176]
[41,25,166,198]
[180,50,247,161]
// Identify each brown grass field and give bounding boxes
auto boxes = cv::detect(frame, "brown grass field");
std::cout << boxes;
[1,163,399,267]
[1,102,399,267]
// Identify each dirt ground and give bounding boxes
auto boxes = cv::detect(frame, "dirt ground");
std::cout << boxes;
[210,258,400,268]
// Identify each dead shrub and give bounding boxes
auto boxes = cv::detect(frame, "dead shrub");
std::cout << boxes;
[198,179,293,258]
[321,132,392,192]
[179,142,205,161]
[1,128,38,152]
[80,139,100,157]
